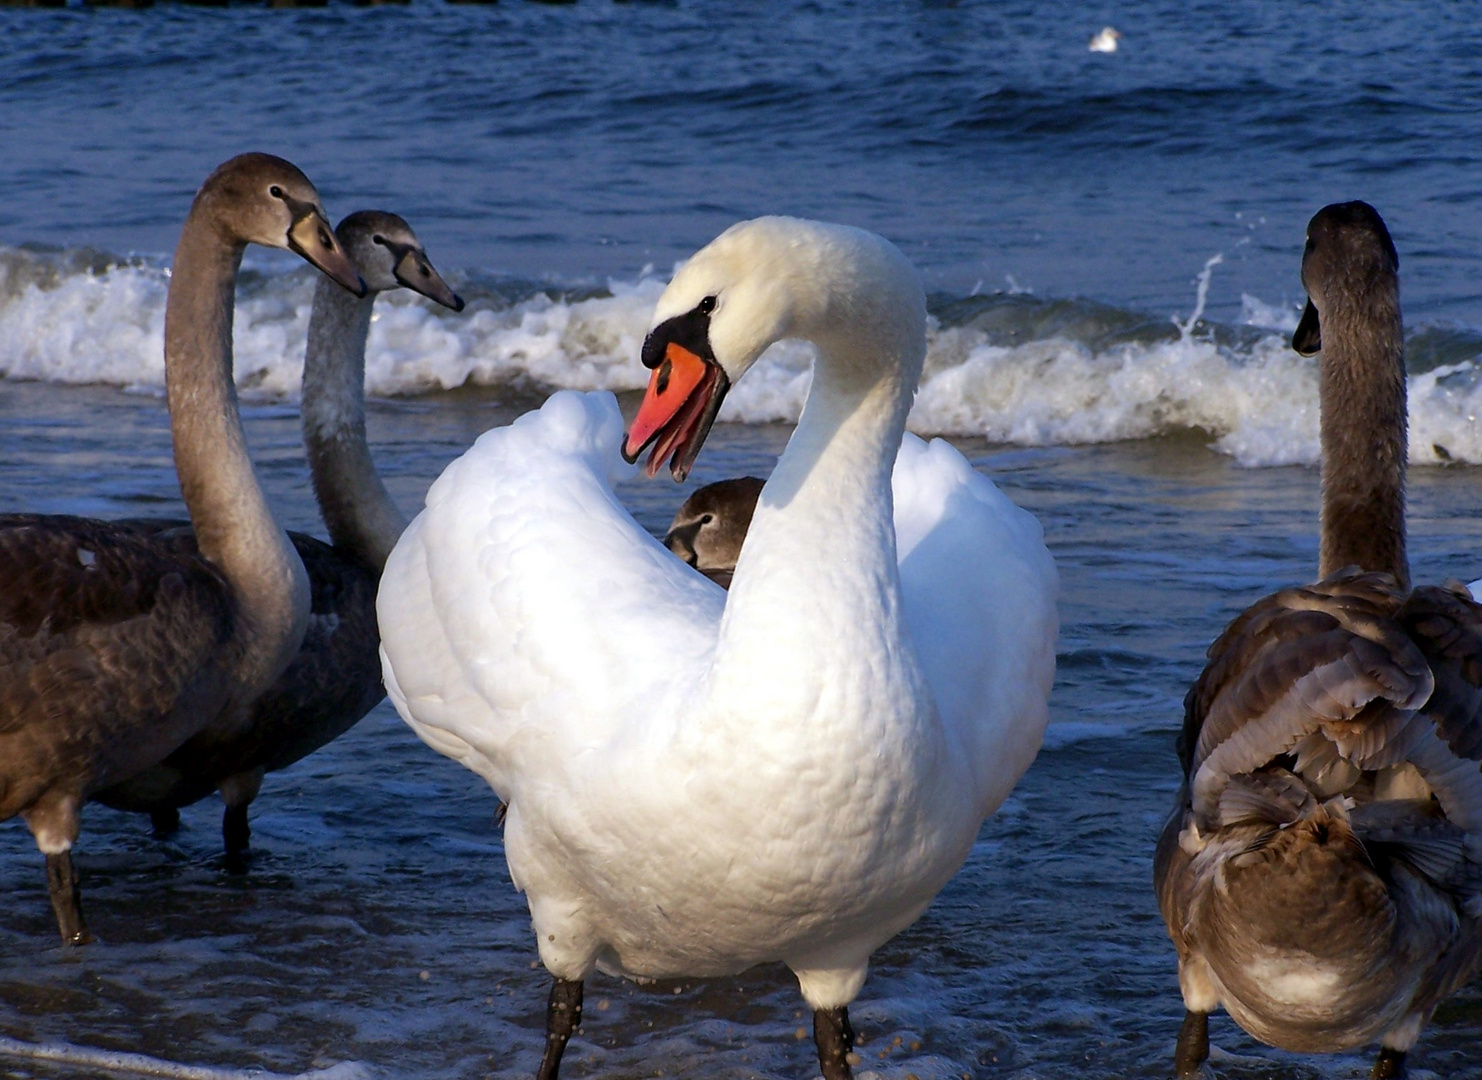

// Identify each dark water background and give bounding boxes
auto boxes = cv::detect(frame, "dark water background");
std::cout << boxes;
[3,2,1482,323]
[3,3,1482,1078]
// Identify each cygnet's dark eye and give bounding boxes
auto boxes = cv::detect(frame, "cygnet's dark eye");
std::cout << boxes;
[372,235,387,247]
[697,295,717,315]
[699,514,714,525]
[269,185,284,199]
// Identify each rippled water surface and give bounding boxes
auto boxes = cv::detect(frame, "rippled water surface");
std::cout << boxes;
[3,2,1482,321]
[4,2,1482,1077]
[0,384,1480,1079]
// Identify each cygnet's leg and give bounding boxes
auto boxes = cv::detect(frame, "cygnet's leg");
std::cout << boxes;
[1371,1048,1407,1079]
[25,795,91,946]
[24,794,91,948]
[44,852,92,946]
[220,769,264,869]
[1174,1010,1209,1078]
[536,976,584,1080]
[222,806,251,861]
[150,807,181,837]
[814,1005,855,1080]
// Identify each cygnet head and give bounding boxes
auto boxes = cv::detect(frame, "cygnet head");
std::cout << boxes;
[664,476,764,589]
[335,211,464,311]
[1292,200,1398,357]
[193,153,366,297]
[623,216,922,481]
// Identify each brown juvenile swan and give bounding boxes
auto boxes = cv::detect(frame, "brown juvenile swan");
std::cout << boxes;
[0,153,366,944]
[94,212,463,859]
[663,475,764,589]
[1154,201,1482,1080]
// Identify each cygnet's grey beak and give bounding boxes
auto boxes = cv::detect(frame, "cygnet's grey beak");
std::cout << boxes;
[1292,299,1321,356]
[288,204,368,298]
[663,521,701,566]
[393,247,465,312]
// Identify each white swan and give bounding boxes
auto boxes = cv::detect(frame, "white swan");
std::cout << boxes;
[376,217,1058,1079]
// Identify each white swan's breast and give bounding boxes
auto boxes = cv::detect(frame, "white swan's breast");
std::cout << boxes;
[379,389,1057,991]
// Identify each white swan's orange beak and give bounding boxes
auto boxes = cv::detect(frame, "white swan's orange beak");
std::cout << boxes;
[622,342,729,481]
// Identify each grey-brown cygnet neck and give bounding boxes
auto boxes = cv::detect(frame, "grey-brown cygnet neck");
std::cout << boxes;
[1315,250,1408,590]
[165,200,311,699]
[301,276,407,572]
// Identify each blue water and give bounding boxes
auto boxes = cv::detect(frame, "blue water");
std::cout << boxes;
[2,4,1482,1079]
[4,2,1482,323]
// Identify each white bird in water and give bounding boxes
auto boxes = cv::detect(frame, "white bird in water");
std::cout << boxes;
[376,216,1059,1079]
[1089,26,1122,53]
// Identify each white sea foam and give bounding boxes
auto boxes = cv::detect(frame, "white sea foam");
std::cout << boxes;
[2,246,1481,468]
[0,1034,375,1080]
[1240,291,1302,332]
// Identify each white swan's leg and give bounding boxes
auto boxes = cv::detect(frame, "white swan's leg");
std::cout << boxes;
[535,977,583,1080]
[794,962,867,1079]
[813,1005,855,1080]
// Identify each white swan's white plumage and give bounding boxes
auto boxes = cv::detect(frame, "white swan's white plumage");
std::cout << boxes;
[378,218,1057,1018]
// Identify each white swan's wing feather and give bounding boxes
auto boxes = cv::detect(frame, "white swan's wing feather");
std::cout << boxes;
[892,434,1058,816]
[379,391,724,799]
[378,523,502,788]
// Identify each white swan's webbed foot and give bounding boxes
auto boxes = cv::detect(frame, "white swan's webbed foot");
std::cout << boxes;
[44,852,92,946]
[535,976,583,1080]
[1371,1048,1406,1079]
[813,1005,855,1080]
[1173,1009,1208,1078]
[150,807,180,838]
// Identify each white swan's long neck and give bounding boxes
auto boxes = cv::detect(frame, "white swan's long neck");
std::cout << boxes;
[713,318,924,721]
[302,278,407,572]
[165,209,310,699]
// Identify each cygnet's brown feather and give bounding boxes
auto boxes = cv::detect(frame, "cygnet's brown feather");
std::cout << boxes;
[664,476,765,590]
[1156,202,1482,1076]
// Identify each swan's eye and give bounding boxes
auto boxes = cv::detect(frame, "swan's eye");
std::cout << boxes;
[269,185,284,199]
[698,295,717,315]
[372,235,387,247]
[699,514,714,526]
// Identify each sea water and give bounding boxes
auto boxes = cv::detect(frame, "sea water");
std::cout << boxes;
[1,3,1481,1077]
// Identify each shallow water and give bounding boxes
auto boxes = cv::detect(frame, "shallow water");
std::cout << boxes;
[1,382,1480,1079]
